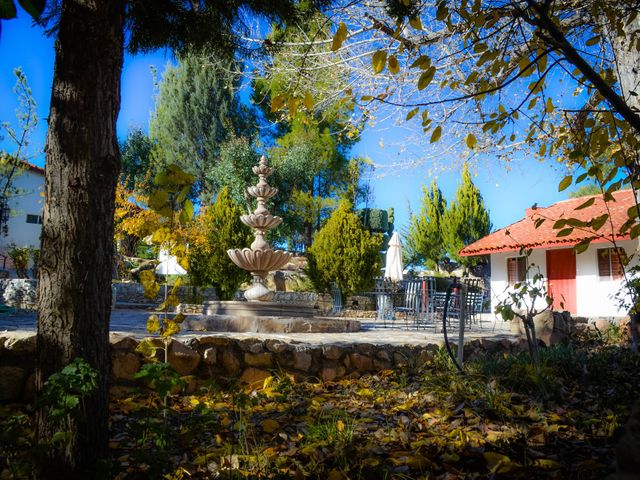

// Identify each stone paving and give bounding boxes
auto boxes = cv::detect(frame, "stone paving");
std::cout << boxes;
[0,309,518,346]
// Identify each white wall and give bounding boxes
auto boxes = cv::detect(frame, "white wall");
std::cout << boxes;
[489,249,547,314]
[1,170,44,250]
[490,240,639,318]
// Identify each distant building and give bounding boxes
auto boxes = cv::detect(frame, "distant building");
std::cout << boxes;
[460,190,638,318]
[0,163,45,271]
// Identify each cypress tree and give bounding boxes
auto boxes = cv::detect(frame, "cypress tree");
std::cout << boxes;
[406,180,447,270]
[188,187,251,300]
[443,163,491,268]
[306,201,382,296]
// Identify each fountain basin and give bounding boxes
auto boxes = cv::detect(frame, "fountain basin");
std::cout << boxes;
[185,313,361,334]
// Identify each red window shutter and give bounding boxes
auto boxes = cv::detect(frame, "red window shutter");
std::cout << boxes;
[597,249,611,279]
[611,248,627,280]
[517,257,526,282]
[507,258,517,285]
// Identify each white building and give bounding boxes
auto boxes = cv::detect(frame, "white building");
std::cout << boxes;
[1,163,45,270]
[460,190,638,318]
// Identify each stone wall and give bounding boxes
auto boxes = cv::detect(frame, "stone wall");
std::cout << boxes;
[112,282,218,306]
[0,331,520,402]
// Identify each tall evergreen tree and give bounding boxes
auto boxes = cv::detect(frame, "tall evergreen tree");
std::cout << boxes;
[119,127,154,194]
[406,180,447,270]
[150,51,252,204]
[0,2,322,476]
[187,187,251,300]
[444,163,491,268]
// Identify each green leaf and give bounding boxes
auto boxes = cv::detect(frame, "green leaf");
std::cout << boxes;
[585,36,600,46]
[558,175,573,191]
[17,0,44,19]
[388,55,400,74]
[0,0,17,19]
[430,126,442,143]
[372,50,387,74]
[556,228,574,237]
[406,107,419,121]
[436,2,449,21]
[409,16,422,30]
[545,97,554,113]
[331,22,347,51]
[409,55,430,69]
[418,66,436,90]
[574,238,592,254]
[590,213,608,231]
[574,197,595,210]
[466,133,477,149]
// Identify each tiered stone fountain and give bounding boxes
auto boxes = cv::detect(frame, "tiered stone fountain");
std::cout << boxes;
[193,156,360,333]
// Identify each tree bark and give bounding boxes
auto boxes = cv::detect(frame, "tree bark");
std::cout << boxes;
[35,0,125,477]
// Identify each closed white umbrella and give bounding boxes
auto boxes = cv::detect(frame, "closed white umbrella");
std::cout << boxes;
[384,231,403,282]
[155,249,187,275]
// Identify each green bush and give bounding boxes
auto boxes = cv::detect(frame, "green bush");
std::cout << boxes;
[187,187,251,300]
[7,244,29,278]
[306,201,382,296]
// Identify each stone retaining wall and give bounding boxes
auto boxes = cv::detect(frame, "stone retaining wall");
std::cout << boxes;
[112,282,218,306]
[0,331,521,403]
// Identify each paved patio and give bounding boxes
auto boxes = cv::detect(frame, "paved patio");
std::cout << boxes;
[0,309,518,346]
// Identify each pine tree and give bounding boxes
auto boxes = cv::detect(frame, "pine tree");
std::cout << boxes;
[406,180,447,270]
[443,163,491,268]
[306,201,382,297]
[188,187,251,300]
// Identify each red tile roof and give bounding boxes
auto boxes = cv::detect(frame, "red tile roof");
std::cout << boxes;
[460,189,636,256]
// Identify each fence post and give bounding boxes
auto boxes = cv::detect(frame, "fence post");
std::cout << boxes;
[457,283,467,367]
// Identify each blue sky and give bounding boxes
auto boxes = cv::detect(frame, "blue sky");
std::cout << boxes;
[0,12,570,234]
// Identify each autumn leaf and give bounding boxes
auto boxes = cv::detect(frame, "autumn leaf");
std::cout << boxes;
[372,50,387,74]
[262,419,280,433]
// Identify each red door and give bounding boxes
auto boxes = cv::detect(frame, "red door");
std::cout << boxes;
[546,248,577,313]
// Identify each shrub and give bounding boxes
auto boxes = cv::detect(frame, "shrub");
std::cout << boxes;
[187,187,251,300]
[306,201,382,297]
[7,245,30,278]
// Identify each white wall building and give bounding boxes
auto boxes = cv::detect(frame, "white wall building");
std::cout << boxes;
[460,190,638,319]
[1,163,45,269]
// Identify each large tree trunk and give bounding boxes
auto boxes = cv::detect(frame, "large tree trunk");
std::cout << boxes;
[35,0,125,477]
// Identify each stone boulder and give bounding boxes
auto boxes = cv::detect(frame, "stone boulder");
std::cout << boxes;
[0,366,28,401]
[168,341,201,376]
[510,310,573,346]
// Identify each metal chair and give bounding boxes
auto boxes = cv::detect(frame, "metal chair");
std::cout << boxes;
[330,282,343,315]
[393,280,422,329]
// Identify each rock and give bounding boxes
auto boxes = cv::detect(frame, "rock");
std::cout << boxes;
[321,366,337,382]
[2,333,36,355]
[240,368,271,388]
[0,366,27,401]
[265,339,289,353]
[110,385,137,399]
[203,347,217,365]
[198,336,232,347]
[220,350,241,375]
[594,318,612,331]
[244,352,273,368]
[373,359,391,371]
[292,351,312,371]
[168,341,201,376]
[322,345,343,360]
[620,317,640,343]
[376,350,391,362]
[349,353,372,372]
[238,339,264,354]
[112,352,140,381]
[512,311,573,346]
[393,352,409,368]
[110,334,139,351]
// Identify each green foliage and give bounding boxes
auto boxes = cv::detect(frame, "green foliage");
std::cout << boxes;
[150,51,251,203]
[134,363,186,399]
[406,180,447,269]
[187,187,251,300]
[357,208,389,233]
[7,244,30,278]
[119,127,154,194]
[38,358,99,423]
[306,201,382,296]
[443,163,491,267]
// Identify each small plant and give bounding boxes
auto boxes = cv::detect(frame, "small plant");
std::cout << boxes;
[494,250,552,367]
[7,244,30,278]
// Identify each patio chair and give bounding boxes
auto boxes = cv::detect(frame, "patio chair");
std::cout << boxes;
[393,279,422,329]
[330,282,343,315]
